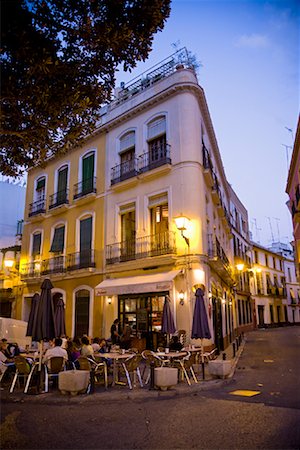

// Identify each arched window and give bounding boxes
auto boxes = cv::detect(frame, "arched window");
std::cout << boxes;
[119,131,136,179]
[146,116,169,168]
[74,289,90,337]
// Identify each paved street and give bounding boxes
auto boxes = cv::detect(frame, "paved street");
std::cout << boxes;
[1,326,299,450]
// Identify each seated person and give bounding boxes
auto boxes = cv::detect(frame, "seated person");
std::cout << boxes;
[98,339,108,354]
[169,336,183,351]
[80,336,94,358]
[91,337,101,353]
[43,337,68,368]
[0,340,15,381]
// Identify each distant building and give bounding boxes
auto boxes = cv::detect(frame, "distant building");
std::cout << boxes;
[286,116,300,284]
[250,243,300,326]
[0,180,25,248]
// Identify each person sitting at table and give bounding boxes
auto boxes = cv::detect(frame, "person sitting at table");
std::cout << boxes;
[80,336,94,358]
[91,337,101,353]
[120,319,132,350]
[98,338,108,353]
[0,340,15,382]
[169,336,183,351]
[43,337,68,368]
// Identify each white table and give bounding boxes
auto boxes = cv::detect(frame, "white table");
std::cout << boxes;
[95,352,132,386]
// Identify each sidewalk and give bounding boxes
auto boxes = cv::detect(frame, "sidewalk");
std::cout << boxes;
[0,337,246,404]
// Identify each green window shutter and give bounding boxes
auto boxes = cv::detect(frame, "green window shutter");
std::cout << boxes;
[36,178,45,191]
[57,167,68,193]
[50,226,65,253]
[80,217,92,252]
[32,233,41,257]
[82,153,94,182]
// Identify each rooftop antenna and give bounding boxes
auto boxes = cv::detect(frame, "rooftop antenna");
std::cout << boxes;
[273,217,281,243]
[267,217,275,243]
[252,218,261,244]
[281,144,292,170]
[285,126,294,141]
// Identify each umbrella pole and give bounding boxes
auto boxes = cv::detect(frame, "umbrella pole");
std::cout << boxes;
[36,341,43,393]
[201,339,205,380]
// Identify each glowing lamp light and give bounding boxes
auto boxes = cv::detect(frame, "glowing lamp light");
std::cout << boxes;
[236,263,245,271]
[174,216,190,231]
[256,268,262,273]
[108,296,112,305]
[34,262,41,272]
[178,290,184,305]
[4,258,14,268]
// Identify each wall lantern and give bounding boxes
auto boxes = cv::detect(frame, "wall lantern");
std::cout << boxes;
[107,296,112,305]
[178,290,185,306]
[236,263,245,272]
[4,251,15,269]
[174,215,190,247]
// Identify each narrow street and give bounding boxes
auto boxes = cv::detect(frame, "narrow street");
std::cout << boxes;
[1,327,299,449]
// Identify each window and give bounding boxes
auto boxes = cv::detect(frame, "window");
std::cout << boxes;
[273,257,276,269]
[265,254,268,266]
[288,267,292,282]
[82,152,95,194]
[254,250,258,264]
[120,204,136,260]
[79,216,93,267]
[32,233,41,259]
[50,226,65,253]
[36,177,46,199]
[147,116,168,168]
[56,166,68,204]
[75,290,90,336]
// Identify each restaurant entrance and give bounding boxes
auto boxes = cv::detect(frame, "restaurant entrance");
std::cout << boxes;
[118,291,169,350]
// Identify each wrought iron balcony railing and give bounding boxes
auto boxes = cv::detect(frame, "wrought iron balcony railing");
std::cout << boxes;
[106,231,176,264]
[73,177,97,200]
[67,250,96,270]
[49,189,69,209]
[111,159,138,185]
[202,145,214,173]
[28,198,46,217]
[20,250,95,278]
[207,234,233,281]
[139,143,171,173]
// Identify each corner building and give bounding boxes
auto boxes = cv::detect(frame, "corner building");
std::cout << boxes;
[19,50,253,352]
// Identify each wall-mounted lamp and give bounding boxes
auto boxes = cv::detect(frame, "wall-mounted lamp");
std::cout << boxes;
[178,290,185,306]
[174,215,190,247]
[107,296,112,305]
[236,263,245,272]
[4,251,15,269]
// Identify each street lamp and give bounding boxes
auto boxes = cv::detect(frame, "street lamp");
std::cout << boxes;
[174,215,190,247]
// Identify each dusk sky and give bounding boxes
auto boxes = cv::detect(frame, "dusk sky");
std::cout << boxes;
[116,0,299,247]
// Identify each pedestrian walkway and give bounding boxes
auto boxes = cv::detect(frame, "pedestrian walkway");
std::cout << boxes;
[0,336,246,404]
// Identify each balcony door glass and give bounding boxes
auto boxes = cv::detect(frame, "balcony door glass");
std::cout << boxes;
[80,216,92,267]
[82,152,94,194]
[147,116,166,165]
[57,166,68,204]
[150,204,168,253]
[121,210,135,260]
[32,233,41,259]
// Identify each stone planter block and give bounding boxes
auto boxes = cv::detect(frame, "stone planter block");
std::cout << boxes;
[154,367,178,391]
[59,370,90,395]
[208,360,232,379]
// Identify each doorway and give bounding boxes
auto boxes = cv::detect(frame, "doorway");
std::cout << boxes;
[257,305,265,327]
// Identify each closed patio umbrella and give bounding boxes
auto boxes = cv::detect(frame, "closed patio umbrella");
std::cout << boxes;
[26,292,40,338]
[161,296,176,347]
[191,288,211,379]
[54,297,66,338]
[30,279,57,391]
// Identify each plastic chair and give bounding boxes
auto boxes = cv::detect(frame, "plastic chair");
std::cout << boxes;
[171,351,191,385]
[9,356,32,393]
[120,354,143,389]
[44,356,67,392]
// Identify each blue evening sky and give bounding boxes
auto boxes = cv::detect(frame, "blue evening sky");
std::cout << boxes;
[115,0,299,247]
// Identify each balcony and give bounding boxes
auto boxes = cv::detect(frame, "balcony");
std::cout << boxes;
[73,177,97,203]
[106,231,176,265]
[20,251,95,279]
[202,145,214,187]
[111,159,138,185]
[16,220,24,237]
[67,250,96,271]
[111,144,171,186]
[139,143,171,174]
[109,47,194,110]
[207,234,234,285]
[49,189,69,211]
[28,198,46,218]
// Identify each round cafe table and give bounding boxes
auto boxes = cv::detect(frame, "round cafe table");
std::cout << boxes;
[95,352,131,386]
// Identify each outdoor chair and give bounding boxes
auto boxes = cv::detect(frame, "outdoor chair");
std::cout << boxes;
[203,348,218,363]
[182,352,198,383]
[119,354,143,390]
[170,351,191,385]
[9,356,32,393]
[76,356,108,392]
[141,350,164,384]
[44,356,67,392]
